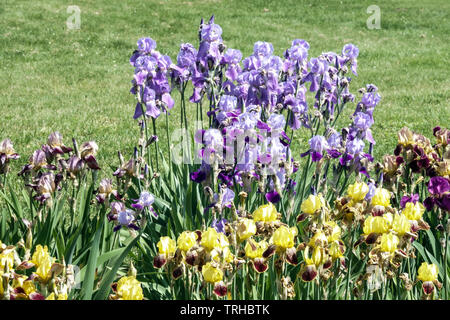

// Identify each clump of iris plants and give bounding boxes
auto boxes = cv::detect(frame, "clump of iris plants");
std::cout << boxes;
[0,16,448,300]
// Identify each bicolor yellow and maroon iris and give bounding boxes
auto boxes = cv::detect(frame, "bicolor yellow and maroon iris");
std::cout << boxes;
[417,262,439,295]
[245,239,269,273]
[154,236,177,269]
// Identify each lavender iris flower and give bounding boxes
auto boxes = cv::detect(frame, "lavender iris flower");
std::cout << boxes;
[342,43,359,59]
[253,41,274,59]
[132,191,155,211]
[201,23,223,42]
[267,113,286,131]
[137,37,157,53]
[177,43,198,69]
[218,95,238,111]
[212,218,227,234]
[223,48,242,65]
[346,138,365,155]
[292,39,310,50]
[327,132,342,149]
[361,91,381,108]
[353,112,374,130]
[118,209,135,226]
[365,182,377,201]
[309,58,328,75]
[309,135,329,154]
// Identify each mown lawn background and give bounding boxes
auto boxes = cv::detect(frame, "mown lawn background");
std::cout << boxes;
[1,0,449,176]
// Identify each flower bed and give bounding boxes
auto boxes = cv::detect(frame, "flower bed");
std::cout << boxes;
[0,16,449,300]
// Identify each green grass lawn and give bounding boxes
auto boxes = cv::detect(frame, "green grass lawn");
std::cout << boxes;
[1,0,449,176]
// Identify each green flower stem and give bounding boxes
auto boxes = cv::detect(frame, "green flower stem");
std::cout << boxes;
[345,226,357,300]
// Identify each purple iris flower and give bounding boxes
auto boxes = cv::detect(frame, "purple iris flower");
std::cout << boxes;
[221,188,235,208]
[201,23,223,42]
[310,135,328,153]
[346,138,365,155]
[309,58,328,75]
[424,177,450,211]
[428,176,450,195]
[266,190,281,203]
[365,182,377,202]
[353,112,374,130]
[253,41,274,58]
[267,113,286,131]
[130,38,174,121]
[400,193,419,208]
[341,43,359,75]
[218,95,238,111]
[177,43,197,69]
[118,209,134,225]
[308,135,329,161]
[288,45,308,62]
[132,191,155,211]
[212,218,227,234]
[190,169,207,183]
[342,43,359,59]
[190,162,210,183]
[137,37,157,53]
[265,56,284,72]
[114,209,139,232]
[361,91,381,108]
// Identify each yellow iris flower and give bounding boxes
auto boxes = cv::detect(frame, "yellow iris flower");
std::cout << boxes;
[380,233,399,253]
[371,188,391,207]
[325,221,342,243]
[201,228,219,250]
[157,236,177,256]
[417,262,439,282]
[201,228,229,251]
[272,226,297,249]
[329,241,344,259]
[363,216,389,234]
[305,246,326,267]
[177,231,198,252]
[398,127,415,147]
[31,245,55,283]
[308,231,328,248]
[46,292,68,300]
[116,276,143,300]
[245,239,268,259]
[347,182,369,201]
[210,246,234,263]
[392,214,411,236]
[252,203,278,222]
[300,194,323,215]
[402,202,425,221]
[236,218,257,241]
[202,262,223,284]
[0,249,14,272]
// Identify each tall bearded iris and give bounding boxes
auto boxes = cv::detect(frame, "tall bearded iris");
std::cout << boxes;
[130,38,174,120]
